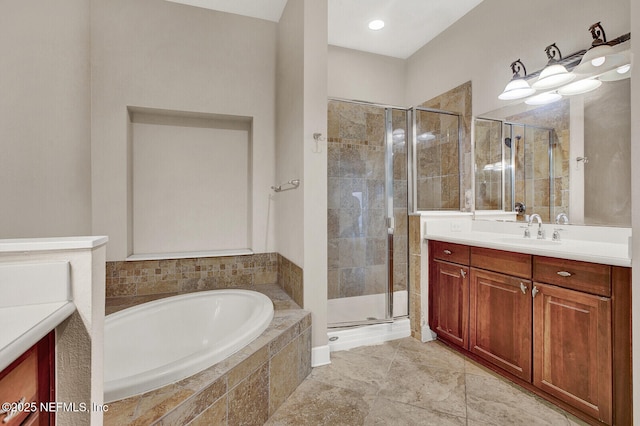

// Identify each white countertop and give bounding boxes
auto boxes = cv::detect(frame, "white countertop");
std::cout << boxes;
[0,236,108,253]
[424,220,631,267]
[0,302,75,371]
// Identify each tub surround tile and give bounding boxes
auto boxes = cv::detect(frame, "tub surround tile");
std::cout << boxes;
[228,363,270,425]
[104,286,311,426]
[187,396,227,426]
[277,254,303,308]
[265,379,371,426]
[106,253,280,311]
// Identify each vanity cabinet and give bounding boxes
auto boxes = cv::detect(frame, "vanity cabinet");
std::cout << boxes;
[428,240,631,425]
[429,241,470,349]
[0,332,55,426]
[469,268,532,381]
[532,282,612,423]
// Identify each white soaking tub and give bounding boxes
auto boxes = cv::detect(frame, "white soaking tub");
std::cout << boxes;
[104,289,274,403]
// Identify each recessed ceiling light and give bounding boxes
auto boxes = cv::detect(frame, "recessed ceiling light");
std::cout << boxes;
[368,20,385,31]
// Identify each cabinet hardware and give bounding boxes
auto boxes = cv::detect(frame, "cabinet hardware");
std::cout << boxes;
[443,249,452,255]
[532,286,539,298]
[520,282,528,294]
[1,397,25,423]
[556,271,573,277]
[460,269,466,278]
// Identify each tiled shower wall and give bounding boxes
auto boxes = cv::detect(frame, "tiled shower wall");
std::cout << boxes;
[105,253,303,312]
[506,100,570,223]
[419,81,472,211]
[327,100,408,301]
[474,119,503,210]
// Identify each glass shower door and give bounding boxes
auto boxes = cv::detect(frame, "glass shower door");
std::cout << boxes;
[327,99,408,326]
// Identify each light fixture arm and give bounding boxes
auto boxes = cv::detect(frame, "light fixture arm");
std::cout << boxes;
[509,59,527,79]
[588,22,607,46]
[544,43,563,64]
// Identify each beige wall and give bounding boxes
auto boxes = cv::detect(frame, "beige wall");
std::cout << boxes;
[0,0,92,238]
[276,0,329,349]
[328,46,407,106]
[276,0,305,267]
[90,0,277,261]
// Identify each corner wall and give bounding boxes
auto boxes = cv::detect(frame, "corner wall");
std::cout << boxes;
[276,0,328,351]
[90,0,278,261]
[0,0,92,238]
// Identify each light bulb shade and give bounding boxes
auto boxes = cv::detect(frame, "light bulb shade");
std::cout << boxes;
[532,64,575,89]
[599,63,632,81]
[498,78,536,100]
[525,92,562,106]
[574,46,626,75]
[557,78,602,95]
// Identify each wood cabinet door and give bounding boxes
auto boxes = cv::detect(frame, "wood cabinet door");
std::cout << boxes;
[533,283,612,424]
[470,268,532,381]
[431,260,469,349]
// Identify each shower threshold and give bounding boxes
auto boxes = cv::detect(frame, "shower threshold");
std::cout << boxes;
[327,318,410,352]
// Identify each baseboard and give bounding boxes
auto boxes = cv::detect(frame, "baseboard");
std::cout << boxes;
[421,326,437,343]
[311,345,331,367]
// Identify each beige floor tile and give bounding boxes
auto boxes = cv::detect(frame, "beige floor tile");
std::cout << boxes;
[270,337,584,426]
[364,397,466,425]
[378,360,467,418]
[466,373,571,425]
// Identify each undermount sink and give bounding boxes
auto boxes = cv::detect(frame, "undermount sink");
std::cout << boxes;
[493,236,561,246]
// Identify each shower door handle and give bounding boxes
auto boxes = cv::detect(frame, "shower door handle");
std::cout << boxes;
[386,217,395,232]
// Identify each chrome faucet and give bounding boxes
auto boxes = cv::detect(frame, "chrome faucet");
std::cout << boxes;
[553,213,568,241]
[529,214,545,239]
[555,212,569,225]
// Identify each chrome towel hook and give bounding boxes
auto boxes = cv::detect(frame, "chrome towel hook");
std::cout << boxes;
[312,132,325,153]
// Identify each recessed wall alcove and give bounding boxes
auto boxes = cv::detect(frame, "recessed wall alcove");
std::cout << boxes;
[127,107,253,260]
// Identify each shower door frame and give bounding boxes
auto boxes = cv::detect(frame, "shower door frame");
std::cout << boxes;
[410,107,463,213]
[503,122,555,217]
[327,98,410,329]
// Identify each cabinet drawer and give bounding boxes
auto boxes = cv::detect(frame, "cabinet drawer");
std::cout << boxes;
[431,241,469,265]
[0,349,38,425]
[471,246,532,279]
[533,256,611,297]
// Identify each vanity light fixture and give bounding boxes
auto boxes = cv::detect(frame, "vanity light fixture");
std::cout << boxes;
[599,52,632,81]
[525,92,562,106]
[368,19,385,30]
[532,43,575,90]
[574,22,626,75]
[498,59,536,100]
[558,78,602,96]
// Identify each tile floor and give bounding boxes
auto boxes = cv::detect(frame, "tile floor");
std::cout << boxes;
[266,337,588,425]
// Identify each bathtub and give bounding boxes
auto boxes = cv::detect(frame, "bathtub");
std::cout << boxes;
[104,289,274,403]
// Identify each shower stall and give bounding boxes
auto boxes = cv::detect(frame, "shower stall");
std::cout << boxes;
[327,99,409,327]
[326,99,463,337]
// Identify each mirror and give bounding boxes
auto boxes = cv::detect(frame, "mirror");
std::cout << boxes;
[474,62,631,227]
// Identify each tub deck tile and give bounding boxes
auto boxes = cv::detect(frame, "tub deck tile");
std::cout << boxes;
[104,285,311,426]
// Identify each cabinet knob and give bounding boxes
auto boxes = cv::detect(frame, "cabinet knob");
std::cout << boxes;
[443,249,452,255]
[532,286,539,298]
[520,282,528,294]
[1,397,25,423]
[460,269,466,278]
[556,271,573,277]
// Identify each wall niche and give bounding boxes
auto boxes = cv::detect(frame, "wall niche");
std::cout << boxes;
[127,107,252,258]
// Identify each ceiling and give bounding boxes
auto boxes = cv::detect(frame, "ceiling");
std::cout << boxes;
[166,0,484,59]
